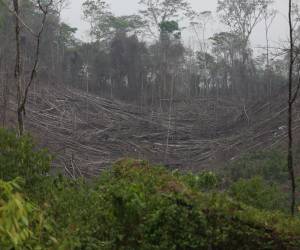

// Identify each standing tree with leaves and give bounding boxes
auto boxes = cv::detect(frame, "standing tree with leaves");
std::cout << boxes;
[138,0,189,103]
[83,0,144,42]
[138,0,192,38]
[190,11,213,97]
[217,0,271,101]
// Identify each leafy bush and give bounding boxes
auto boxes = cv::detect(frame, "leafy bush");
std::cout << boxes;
[179,170,219,191]
[0,129,51,183]
[229,176,288,212]
[31,159,300,249]
[35,177,109,249]
[0,178,56,249]
[225,150,288,183]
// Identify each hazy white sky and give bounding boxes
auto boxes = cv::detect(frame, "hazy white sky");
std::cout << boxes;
[61,0,290,49]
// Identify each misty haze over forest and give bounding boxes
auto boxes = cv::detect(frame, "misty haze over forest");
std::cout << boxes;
[62,0,290,48]
[1,0,300,248]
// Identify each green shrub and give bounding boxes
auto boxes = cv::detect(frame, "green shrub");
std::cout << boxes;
[226,150,288,183]
[229,176,287,212]
[0,178,57,249]
[40,177,109,249]
[0,129,51,184]
[33,159,300,250]
[178,170,219,191]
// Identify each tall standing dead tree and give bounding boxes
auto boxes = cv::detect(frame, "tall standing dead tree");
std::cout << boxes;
[288,0,300,216]
[12,0,22,134]
[1,0,53,135]
[262,2,276,100]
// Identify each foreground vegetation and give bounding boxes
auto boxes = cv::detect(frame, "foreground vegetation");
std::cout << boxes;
[0,129,300,249]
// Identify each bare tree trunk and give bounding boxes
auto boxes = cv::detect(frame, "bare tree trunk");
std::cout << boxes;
[12,0,23,135]
[1,72,9,127]
[164,75,175,163]
[0,52,9,127]
[265,19,271,98]
[263,7,276,108]
[288,0,296,216]
[86,72,89,122]
[11,0,53,135]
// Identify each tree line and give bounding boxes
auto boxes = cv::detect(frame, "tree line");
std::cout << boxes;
[0,0,290,108]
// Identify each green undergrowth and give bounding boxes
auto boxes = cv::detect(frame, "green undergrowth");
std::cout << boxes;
[1,129,300,249]
[30,159,300,249]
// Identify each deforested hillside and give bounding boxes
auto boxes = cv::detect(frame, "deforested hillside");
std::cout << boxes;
[3,82,297,177]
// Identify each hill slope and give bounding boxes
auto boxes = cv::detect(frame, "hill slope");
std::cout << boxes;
[4,83,300,176]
